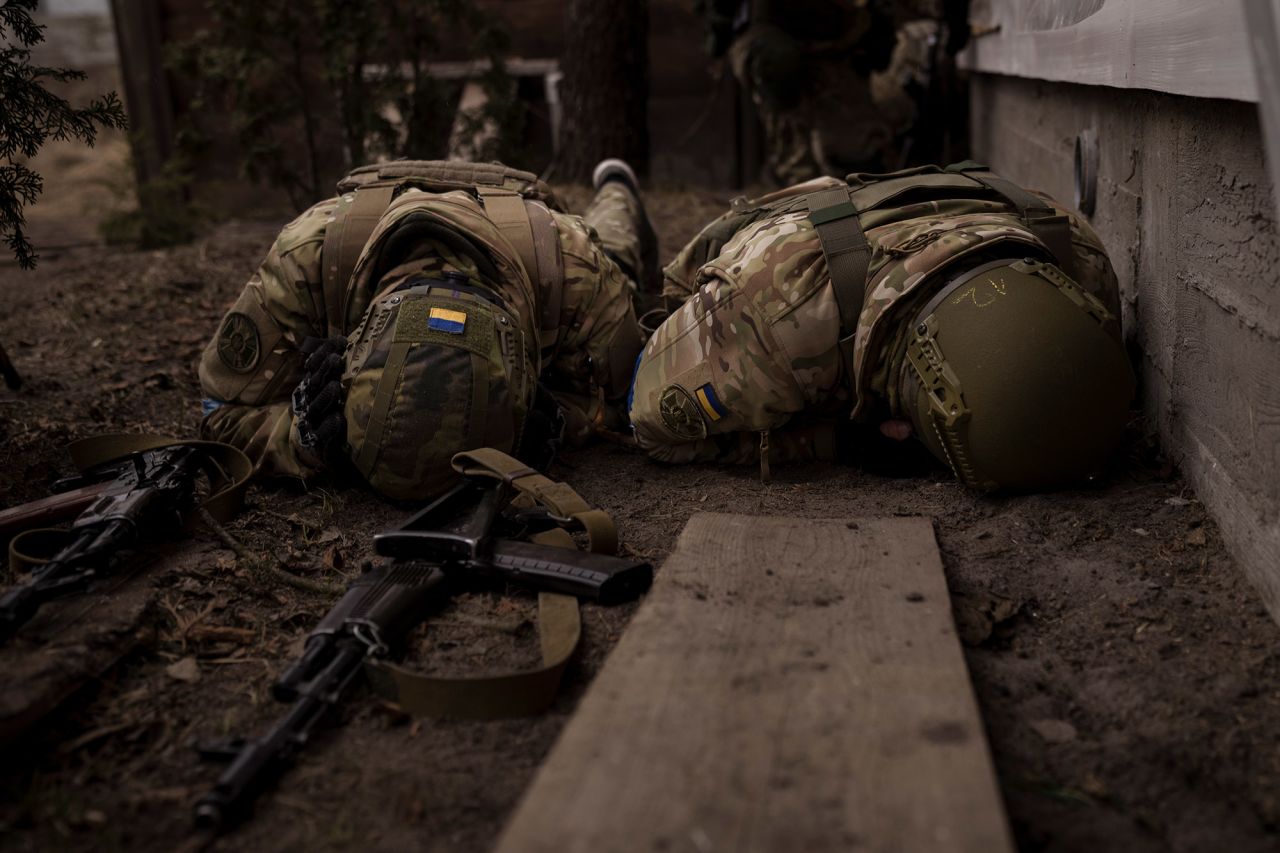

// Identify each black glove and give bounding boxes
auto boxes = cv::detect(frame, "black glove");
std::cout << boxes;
[518,383,567,472]
[292,336,348,458]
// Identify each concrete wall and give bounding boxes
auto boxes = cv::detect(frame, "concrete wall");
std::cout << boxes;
[970,74,1280,622]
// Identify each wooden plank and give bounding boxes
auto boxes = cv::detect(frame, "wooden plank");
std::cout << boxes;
[965,0,1257,103]
[495,513,1013,853]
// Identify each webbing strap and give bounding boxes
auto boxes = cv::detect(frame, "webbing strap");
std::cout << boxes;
[806,186,872,340]
[321,194,354,337]
[353,341,412,480]
[797,186,874,404]
[478,188,563,355]
[469,351,491,446]
[846,171,981,215]
[478,188,537,273]
[451,447,618,555]
[527,202,563,354]
[946,162,1078,280]
[8,435,253,573]
[322,184,397,336]
[364,585,580,719]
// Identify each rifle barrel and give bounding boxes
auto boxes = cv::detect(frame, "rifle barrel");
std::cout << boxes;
[194,642,367,830]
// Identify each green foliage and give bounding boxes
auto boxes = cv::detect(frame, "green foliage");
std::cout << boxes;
[97,154,202,250]
[0,0,127,268]
[177,0,523,208]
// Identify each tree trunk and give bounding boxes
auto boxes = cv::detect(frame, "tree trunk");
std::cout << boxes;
[557,0,650,182]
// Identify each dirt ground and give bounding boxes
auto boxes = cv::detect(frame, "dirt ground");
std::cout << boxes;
[0,157,1278,853]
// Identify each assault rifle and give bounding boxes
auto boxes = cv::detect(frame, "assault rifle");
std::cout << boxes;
[0,445,205,644]
[193,474,652,832]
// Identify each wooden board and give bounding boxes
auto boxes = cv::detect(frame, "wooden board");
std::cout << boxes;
[494,513,1013,853]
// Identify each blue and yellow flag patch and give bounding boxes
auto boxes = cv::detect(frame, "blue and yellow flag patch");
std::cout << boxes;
[694,383,727,422]
[427,307,467,334]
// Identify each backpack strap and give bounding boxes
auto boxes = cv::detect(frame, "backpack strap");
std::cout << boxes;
[321,183,397,336]
[945,161,1078,280]
[477,187,565,358]
[320,180,551,340]
[803,186,873,396]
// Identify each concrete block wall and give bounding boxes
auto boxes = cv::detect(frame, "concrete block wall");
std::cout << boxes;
[971,75,1280,621]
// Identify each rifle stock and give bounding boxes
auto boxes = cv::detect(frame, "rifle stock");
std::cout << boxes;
[0,482,113,544]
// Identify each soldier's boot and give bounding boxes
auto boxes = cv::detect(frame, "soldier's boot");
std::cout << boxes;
[586,158,661,298]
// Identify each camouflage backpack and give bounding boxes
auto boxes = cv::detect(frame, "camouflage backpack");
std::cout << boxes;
[322,160,567,356]
[328,161,560,501]
[662,161,1080,377]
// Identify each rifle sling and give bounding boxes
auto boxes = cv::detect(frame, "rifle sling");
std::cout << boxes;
[451,446,618,555]
[8,435,252,574]
[363,449,620,719]
[365,579,580,719]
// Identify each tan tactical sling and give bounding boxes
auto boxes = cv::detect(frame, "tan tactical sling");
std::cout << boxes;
[363,448,618,718]
[320,161,568,357]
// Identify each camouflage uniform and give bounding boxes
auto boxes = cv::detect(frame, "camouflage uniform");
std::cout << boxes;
[870,19,939,146]
[631,169,1122,466]
[199,174,648,485]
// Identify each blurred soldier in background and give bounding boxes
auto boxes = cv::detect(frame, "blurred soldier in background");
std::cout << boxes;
[630,162,1135,493]
[199,159,655,501]
[699,0,973,183]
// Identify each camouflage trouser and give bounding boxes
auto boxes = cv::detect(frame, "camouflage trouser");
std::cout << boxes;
[583,181,659,296]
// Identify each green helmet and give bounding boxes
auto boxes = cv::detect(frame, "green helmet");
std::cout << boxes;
[342,276,536,501]
[899,257,1135,492]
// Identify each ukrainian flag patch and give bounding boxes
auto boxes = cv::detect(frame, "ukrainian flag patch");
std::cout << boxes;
[427,307,467,334]
[695,383,727,422]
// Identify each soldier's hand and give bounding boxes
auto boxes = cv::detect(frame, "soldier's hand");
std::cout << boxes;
[879,419,913,441]
[292,336,348,459]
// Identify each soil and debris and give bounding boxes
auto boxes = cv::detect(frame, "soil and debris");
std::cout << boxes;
[0,168,1277,852]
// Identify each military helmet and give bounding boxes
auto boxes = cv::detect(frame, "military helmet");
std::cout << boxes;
[342,275,536,501]
[899,257,1135,492]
